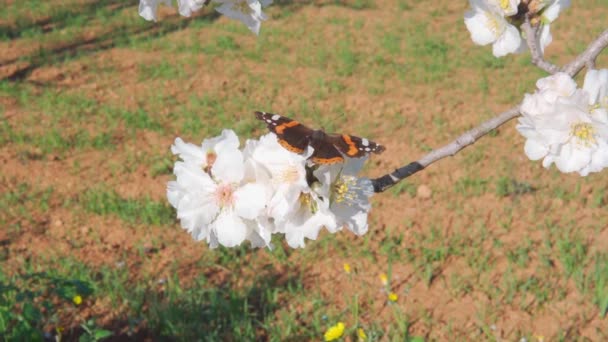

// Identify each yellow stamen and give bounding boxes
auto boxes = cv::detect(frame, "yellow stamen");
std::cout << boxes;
[570,122,597,147]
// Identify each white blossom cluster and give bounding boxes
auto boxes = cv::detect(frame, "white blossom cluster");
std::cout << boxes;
[464,0,570,57]
[167,130,374,249]
[139,0,272,34]
[517,70,608,176]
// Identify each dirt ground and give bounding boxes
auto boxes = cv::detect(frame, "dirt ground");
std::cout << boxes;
[1,0,608,341]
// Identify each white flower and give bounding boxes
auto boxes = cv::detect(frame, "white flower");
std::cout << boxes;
[170,129,240,171]
[464,0,523,57]
[517,72,608,176]
[314,157,374,236]
[247,133,311,221]
[139,0,172,21]
[584,69,608,123]
[214,0,267,35]
[177,0,206,17]
[533,0,570,53]
[168,132,269,248]
[489,0,520,16]
[281,190,336,248]
[539,0,570,23]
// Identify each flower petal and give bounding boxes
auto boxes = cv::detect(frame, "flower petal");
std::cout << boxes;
[212,148,245,183]
[234,183,267,219]
[211,210,248,247]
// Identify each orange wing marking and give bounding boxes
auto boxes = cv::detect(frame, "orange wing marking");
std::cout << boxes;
[341,135,359,156]
[278,138,305,153]
[311,156,344,164]
[275,121,300,134]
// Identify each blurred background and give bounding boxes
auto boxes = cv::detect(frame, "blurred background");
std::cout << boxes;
[1,0,607,340]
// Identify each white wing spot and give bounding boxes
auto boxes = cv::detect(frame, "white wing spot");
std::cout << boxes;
[361,138,369,146]
[365,147,371,152]
[271,114,281,121]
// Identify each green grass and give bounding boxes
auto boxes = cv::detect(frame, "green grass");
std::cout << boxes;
[2,0,607,340]
[79,188,175,226]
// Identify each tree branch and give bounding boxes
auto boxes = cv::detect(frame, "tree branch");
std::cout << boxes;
[521,20,560,74]
[372,106,521,192]
[563,29,608,77]
[372,27,608,193]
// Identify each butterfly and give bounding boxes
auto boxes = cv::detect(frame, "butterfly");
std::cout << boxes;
[255,111,385,164]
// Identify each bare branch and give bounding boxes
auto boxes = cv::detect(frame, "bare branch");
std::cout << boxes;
[521,20,560,74]
[372,28,608,193]
[563,29,608,77]
[372,106,521,192]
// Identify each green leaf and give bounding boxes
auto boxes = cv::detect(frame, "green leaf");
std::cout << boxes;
[21,302,41,322]
[94,329,113,340]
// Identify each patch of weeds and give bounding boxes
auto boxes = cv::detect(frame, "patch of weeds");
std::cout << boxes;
[506,241,531,268]
[589,253,608,317]
[454,177,489,197]
[0,269,95,341]
[495,177,535,197]
[1,182,54,225]
[591,187,606,208]
[381,33,401,55]
[556,236,587,278]
[398,0,413,10]
[390,181,416,198]
[202,35,240,55]
[107,107,164,132]
[405,32,452,83]
[37,90,99,122]
[80,188,175,226]
[150,155,174,177]
[178,94,227,136]
[335,41,359,77]
[79,319,113,342]
[138,60,185,81]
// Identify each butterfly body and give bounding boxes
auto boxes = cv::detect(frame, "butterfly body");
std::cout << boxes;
[255,111,385,164]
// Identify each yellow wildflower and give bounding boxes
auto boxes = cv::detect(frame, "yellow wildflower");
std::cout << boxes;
[388,292,398,302]
[343,263,351,274]
[73,295,82,305]
[379,273,388,286]
[357,327,367,341]
[324,322,345,341]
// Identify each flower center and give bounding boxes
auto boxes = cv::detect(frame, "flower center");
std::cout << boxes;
[570,122,597,147]
[299,192,318,214]
[484,12,504,36]
[278,165,300,184]
[332,176,358,205]
[215,183,234,208]
[498,0,510,11]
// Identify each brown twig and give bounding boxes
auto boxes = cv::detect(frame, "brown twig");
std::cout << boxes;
[563,29,608,77]
[371,28,608,193]
[521,18,560,74]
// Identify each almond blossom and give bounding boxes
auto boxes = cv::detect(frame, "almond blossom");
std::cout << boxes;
[167,131,268,248]
[138,0,272,35]
[464,0,523,57]
[516,71,608,176]
[167,128,378,249]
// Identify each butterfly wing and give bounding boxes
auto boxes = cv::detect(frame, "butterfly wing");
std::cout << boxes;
[255,111,312,153]
[327,134,386,158]
[309,135,345,164]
